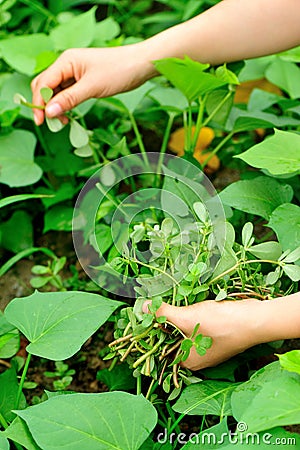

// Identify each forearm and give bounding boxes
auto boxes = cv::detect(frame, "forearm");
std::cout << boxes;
[139,0,300,70]
[258,292,300,342]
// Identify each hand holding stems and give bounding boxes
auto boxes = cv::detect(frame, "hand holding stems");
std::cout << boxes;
[144,292,300,371]
[31,0,300,125]
[31,46,158,125]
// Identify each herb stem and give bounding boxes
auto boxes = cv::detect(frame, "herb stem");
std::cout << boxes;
[209,259,280,285]
[136,375,142,395]
[145,379,157,400]
[129,258,179,286]
[132,341,161,368]
[15,353,32,410]
[128,112,149,167]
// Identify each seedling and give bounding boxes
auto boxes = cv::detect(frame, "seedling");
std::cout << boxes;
[44,361,75,391]
[30,256,67,291]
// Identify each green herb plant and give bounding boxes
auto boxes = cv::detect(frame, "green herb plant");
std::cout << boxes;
[44,361,75,391]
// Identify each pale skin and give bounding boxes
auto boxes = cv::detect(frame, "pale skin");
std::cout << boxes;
[31,0,300,370]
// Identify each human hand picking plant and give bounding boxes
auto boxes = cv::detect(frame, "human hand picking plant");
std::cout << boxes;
[30,46,157,126]
[30,0,300,126]
[143,293,300,371]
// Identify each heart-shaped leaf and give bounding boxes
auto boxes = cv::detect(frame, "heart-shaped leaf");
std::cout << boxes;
[4,291,123,360]
[16,392,157,450]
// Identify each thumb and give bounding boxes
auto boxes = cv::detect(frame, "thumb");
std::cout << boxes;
[142,301,189,334]
[45,79,91,117]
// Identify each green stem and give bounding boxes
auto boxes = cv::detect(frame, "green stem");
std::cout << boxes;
[166,402,182,435]
[18,0,57,23]
[145,379,157,400]
[191,95,207,151]
[21,100,45,110]
[108,357,118,372]
[156,113,175,179]
[129,258,179,286]
[167,412,186,435]
[201,131,234,168]
[128,112,149,167]
[0,412,8,429]
[183,110,188,151]
[201,91,232,129]
[15,353,32,410]
[132,341,161,368]
[186,103,193,152]
[136,375,142,395]
[209,259,281,286]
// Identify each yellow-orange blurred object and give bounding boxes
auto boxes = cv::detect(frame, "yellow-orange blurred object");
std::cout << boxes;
[234,78,282,104]
[168,126,220,174]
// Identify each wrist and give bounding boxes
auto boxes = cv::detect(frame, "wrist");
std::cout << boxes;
[258,293,300,343]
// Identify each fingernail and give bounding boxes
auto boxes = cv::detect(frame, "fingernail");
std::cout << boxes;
[46,103,62,118]
[33,113,39,126]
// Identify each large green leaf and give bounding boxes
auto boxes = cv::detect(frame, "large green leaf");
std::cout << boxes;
[231,362,300,433]
[173,380,238,416]
[219,176,293,220]
[4,291,123,360]
[268,203,300,251]
[277,350,300,375]
[2,417,40,450]
[0,34,55,76]
[247,88,283,112]
[154,57,227,102]
[0,368,26,422]
[0,210,33,253]
[0,130,42,187]
[226,109,299,132]
[182,420,229,449]
[0,73,32,120]
[92,17,120,46]
[50,8,97,50]
[266,59,300,99]
[16,392,157,450]
[43,205,74,232]
[236,129,300,175]
[0,436,9,450]
[114,82,153,113]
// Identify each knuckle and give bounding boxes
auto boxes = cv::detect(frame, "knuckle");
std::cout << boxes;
[62,90,76,110]
[61,48,75,59]
[31,77,38,90]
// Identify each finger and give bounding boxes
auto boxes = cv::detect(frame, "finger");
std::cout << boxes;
[142,301,190,334]
[45,77,94,118]
[31,52,76,124]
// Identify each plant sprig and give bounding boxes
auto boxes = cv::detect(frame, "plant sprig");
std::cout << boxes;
[14,87,94,157]
[106,217,299,398]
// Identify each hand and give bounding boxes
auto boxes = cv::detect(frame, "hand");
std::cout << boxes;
[144,299,266,371]
[31,44,157,125]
